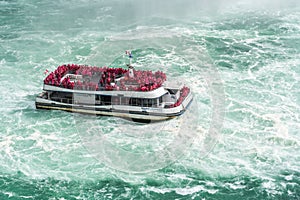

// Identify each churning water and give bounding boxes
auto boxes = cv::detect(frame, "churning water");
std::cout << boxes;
[0,0,299,199]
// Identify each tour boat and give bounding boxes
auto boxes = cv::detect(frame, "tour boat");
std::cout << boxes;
[35,56,193,122]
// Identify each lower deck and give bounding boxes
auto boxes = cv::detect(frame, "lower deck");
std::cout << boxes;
[35,89,193,121]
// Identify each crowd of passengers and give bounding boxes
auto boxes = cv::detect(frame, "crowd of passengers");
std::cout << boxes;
[44,64,166,91]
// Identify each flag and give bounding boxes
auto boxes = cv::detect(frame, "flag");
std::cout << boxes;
[125,50,132,58]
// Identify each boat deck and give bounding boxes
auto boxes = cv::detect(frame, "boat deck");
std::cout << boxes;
[44,64,167,92]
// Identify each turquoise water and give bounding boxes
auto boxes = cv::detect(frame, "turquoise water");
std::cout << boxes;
[1,0,300,199]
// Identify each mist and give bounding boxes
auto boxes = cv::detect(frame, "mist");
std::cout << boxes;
[113,0,299,21]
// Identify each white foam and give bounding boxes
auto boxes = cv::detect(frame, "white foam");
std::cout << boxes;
[143,185,218,196]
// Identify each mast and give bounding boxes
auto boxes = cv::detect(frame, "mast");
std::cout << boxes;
[126,50,134,78]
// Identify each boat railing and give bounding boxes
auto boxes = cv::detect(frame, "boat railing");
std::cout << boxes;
[51,97,73,104]
[61,74,83,83]
[166,86,190,108]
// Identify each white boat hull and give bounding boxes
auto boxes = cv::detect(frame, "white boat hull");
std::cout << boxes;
[35,92,193,122]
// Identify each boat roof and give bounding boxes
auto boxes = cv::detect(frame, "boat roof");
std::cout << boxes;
[43,64,168,98]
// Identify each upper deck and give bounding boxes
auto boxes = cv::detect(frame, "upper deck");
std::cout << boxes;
[43,64,167,93]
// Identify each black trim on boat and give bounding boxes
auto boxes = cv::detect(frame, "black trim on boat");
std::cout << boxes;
[35,101,188,118]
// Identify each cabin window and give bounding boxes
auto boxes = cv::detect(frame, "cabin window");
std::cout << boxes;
[100,95,112,105]
[159,96,163,103]
[143,99,152,107]
[50,91,73,104]
[120,97,130,105]
[129,98,141,106]
[150,99,155,107]
[73,93,95,105]
[142,99,148,107]
[95,95,101,105]
[142,98,156,107]
[112,96,120,105]
[95,95,114,105]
